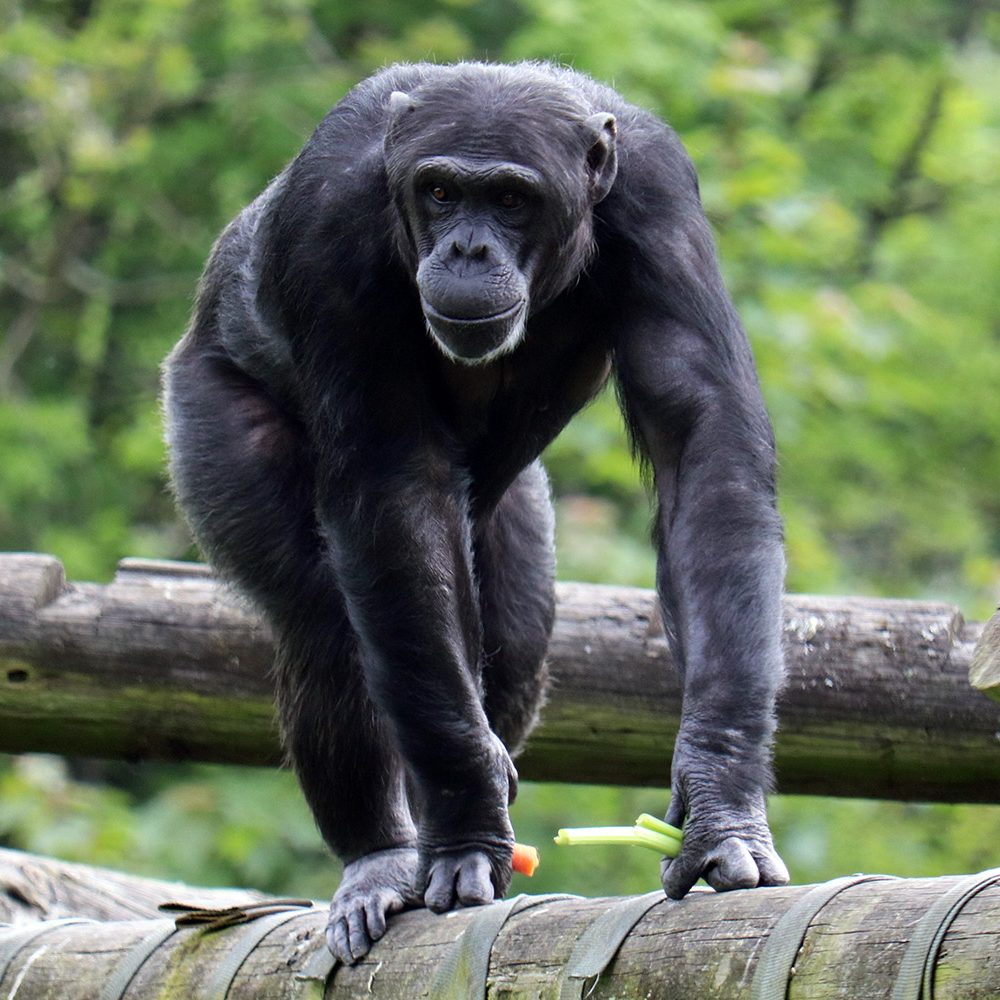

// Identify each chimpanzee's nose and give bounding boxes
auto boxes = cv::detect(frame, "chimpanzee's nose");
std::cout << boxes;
[449,231,489,264]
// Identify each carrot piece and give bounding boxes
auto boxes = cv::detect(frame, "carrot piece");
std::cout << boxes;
[512,842,539,877]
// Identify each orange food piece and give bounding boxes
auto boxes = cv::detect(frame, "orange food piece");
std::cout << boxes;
[512,842,539,877]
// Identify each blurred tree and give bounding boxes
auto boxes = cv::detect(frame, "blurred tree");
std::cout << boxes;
[1,0,998,900]
[510,0,1000,613]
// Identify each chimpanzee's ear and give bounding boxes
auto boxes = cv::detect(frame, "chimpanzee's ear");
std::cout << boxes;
[388,91,415,118]
[385,91,417,146]
[585,113,617,204]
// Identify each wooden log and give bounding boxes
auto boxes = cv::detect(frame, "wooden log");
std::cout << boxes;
[2,553,999,801]
[0,854,998,1000]
[970,605,1000,704]
[0,847,266,924]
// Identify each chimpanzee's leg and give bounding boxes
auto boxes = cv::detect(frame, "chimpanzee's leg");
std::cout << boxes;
[164,348,418,962]
[473,460,556,756]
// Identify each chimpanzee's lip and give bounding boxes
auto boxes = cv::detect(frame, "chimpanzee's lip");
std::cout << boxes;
[421,299,524,326]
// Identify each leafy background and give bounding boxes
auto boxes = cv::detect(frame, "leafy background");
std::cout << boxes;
[1,0,999,899]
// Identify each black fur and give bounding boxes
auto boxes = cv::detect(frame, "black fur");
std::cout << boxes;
[163,61,788,964]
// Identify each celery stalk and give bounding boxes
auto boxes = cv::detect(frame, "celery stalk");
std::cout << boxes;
[554,825,681,858]
[554,826,639,847]
[634,813,684,844]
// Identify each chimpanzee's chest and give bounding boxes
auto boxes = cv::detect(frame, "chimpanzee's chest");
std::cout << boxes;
[437,322,613,503]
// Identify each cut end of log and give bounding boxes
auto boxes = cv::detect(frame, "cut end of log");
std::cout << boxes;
[970,606,1000,703]
[0,553,65,614]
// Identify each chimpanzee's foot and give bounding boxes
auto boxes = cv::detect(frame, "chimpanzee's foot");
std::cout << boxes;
[418,733,518,912]
[326,847,420,964]
[422,843,512,912]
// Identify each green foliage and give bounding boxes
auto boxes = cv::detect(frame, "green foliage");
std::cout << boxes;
[1,0,999,899]
[770,795,1000,883]
[3,0,999,600]
[4,756,999,899]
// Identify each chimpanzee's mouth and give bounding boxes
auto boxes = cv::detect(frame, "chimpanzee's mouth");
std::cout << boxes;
[421,299,527,364]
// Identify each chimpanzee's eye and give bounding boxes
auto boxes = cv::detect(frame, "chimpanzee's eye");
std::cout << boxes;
[429,184,451,203]
[498,191,525,210]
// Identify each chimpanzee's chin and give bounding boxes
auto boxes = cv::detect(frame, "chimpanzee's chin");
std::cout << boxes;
[423,303,526,365]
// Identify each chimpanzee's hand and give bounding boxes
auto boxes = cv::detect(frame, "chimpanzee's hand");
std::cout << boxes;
[417,732,518,913]
[660,736,789,899]
[327,846,422,964]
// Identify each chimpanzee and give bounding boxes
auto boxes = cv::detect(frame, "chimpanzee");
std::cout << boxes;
[163,61,789,964]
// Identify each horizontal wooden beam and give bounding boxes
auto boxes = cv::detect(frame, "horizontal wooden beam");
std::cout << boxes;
[1,848,998,999]
[2,553,999,801]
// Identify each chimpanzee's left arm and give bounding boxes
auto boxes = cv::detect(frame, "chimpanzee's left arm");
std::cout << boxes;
[609,123,789,898]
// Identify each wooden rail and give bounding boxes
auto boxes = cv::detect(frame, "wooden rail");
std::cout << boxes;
[2,553,999,801]
[1,848,999,999]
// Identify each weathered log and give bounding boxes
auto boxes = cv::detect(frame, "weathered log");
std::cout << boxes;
[0,849,998,1000]
[970,605,1000,703]
[2,553,999,801]
[0,847,265,924]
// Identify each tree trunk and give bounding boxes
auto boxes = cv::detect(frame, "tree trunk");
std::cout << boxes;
[1,849,999,1000]
[2,554,999,801]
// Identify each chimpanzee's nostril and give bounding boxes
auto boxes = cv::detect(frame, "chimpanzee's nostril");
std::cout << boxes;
[449,238,490,268]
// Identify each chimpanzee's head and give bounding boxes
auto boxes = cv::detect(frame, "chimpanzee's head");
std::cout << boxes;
[383,66,617,365]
